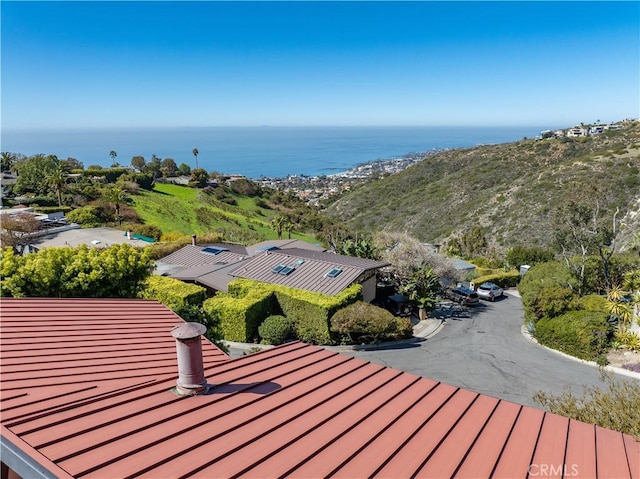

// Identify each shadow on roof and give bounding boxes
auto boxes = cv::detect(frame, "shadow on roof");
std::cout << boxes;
[206,381,282,395]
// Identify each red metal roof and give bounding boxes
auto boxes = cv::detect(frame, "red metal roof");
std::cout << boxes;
[1,298,638,479]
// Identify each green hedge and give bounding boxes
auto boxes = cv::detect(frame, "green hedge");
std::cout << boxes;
[210,278,362,344]
[203,284,275,342]
[473,270,521,288]
[534,310,611,361]
[33,206,73,214]
[140,276,206,311]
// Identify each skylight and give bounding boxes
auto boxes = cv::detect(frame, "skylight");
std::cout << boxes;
[326,267,342,278]
[258,245,280,252]
[294,259,305,265]
[201,246,229,255]
[280,266,295,275]
[272,264,286,273]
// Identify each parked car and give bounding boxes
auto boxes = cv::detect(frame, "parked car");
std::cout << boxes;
[444,286,479,306]
[476,282,504,302]
[384,294,415,317]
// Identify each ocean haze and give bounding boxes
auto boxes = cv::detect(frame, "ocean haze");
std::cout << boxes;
[1,126,554,179]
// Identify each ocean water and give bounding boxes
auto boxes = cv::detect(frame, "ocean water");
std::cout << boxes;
[1,126,550,178]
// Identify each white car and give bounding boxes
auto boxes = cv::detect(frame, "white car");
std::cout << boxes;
[476,282,504,301]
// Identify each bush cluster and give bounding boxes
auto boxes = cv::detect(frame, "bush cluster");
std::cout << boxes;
[330,301,413,344]
[534,311,611,361]
[259,315,294,345]
[204,279,362,345]
[472,270,521,289]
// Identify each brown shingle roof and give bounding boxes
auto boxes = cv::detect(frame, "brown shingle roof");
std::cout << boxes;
[2,298,638,479]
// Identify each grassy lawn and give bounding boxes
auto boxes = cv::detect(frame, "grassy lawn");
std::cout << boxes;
[132,183,316,243]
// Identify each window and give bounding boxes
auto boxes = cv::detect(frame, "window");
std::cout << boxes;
[272,264,286,273]
[326,267,342,278]
[294,259,305,265]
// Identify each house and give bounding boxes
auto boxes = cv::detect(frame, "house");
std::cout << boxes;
[1,298,638,478]
[567,126,588,137]
[155,240,389,302]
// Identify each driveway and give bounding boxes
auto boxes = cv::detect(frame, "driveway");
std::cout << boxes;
[339,291,636,408]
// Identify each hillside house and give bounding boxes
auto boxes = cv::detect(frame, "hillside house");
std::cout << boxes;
[155,239,389,302]
[1,298,638,479]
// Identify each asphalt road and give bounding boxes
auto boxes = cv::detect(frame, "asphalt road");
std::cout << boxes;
[339,292,638,408]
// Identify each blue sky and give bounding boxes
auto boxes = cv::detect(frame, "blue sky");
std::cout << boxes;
[2,1,638,129]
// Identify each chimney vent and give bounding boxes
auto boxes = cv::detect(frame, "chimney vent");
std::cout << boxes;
[171,322,208,395]
[191,234,197,246]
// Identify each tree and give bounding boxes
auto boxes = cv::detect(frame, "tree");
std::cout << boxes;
[46,163,66,206]
[131,156,146,170]
[109,150,117,166]
[400,267,441,316]
[103,186,128,224]
[270,214,291,240]
[62,157,84,171]
[190,168,209,188]
[372,231,460,287]
[1,151,16,172]
[554,199,617,294]
[192,148,199,169]
[145,155,162,179]
[160,157,177,177]
[177,163,191,176]
[14,154,58,196]
[336,236,379,260]
[0,213,40,251]
[1,244,154,298]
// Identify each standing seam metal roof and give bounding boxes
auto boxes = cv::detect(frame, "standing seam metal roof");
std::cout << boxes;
[2,298,638,479]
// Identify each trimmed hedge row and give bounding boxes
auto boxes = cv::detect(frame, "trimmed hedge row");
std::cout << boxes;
[472,270,521,289]
[206,278,362,344]
[140,276,206,311]
[204,284,274,342]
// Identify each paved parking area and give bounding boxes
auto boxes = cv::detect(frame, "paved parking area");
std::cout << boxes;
[340,292,636,408]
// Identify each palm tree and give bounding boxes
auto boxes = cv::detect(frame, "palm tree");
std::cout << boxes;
[104,186,128,225]
[46,164,66,207]
[192,148,199,169]
[109,150,117,167]
[1,152,16,172]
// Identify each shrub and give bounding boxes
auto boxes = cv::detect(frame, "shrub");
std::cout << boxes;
[66,205,105,227]
[506,245,555,269]
[518,261,578,322]
[122,223,163,241]
[33,206,72,214]
[613,330,640,352]
[534,310,611,361]
[533,372,640,437]
[472,270,521,289]
[577,294,608,313]
[259,315,294,345]
[330,301,397,343]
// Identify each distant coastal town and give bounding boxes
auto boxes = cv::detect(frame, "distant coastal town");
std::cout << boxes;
[254,149,444,205]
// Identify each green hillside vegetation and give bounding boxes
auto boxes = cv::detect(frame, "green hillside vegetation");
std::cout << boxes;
[133,183,316,243]
[326,122,640,252]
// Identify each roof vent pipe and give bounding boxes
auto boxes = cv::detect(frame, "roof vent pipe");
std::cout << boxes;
[191,234,197,246]
[171,322,208,396]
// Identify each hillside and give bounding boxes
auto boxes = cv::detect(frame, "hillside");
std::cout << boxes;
[326,122,640,252]
[132,183,317,244]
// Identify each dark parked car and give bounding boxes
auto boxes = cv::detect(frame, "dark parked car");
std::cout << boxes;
[384,294,415,317]
[444,286,479,306]
[476,282,504,301]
